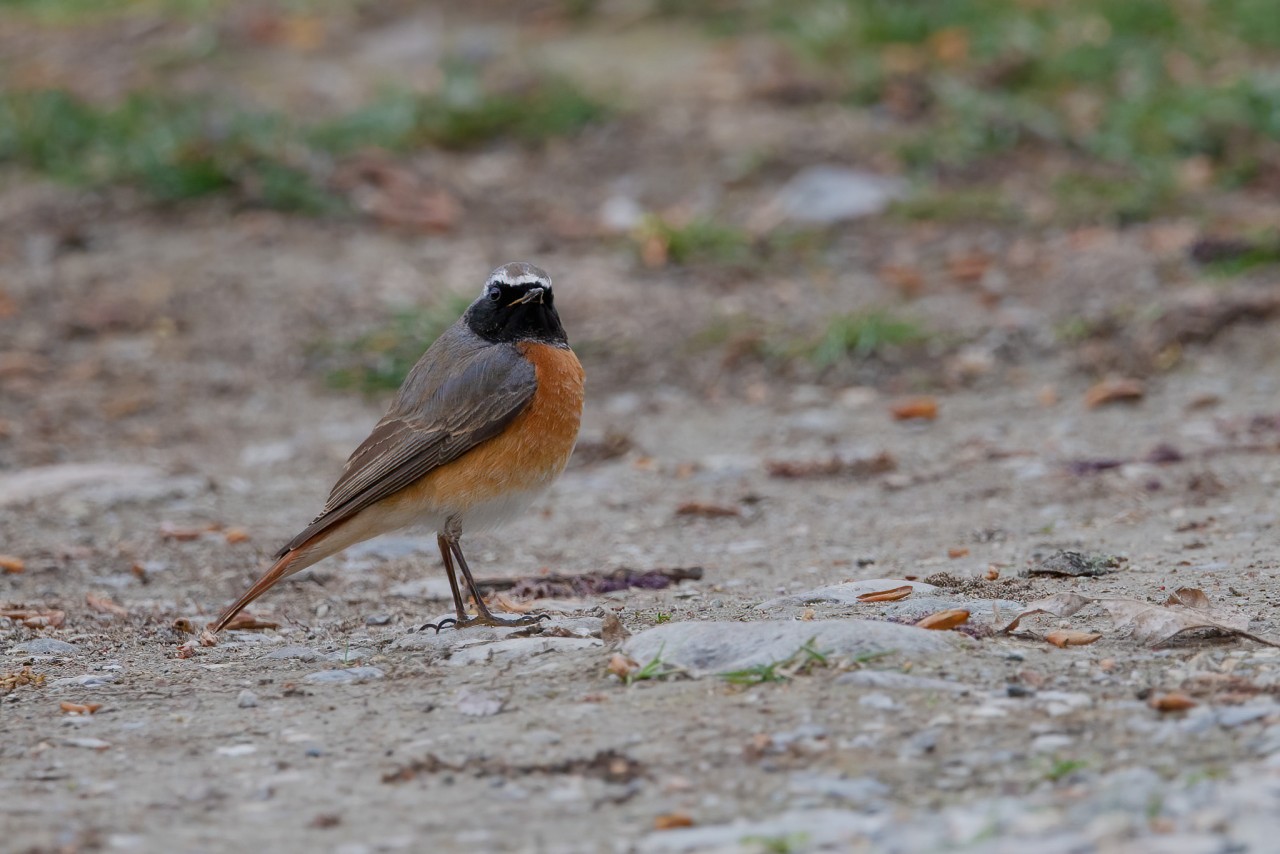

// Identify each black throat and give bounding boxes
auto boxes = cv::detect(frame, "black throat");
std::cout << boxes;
[464,290,569,346]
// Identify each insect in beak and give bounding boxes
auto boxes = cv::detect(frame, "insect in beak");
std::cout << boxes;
[508,287,545,307]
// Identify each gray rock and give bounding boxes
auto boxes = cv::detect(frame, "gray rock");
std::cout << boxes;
[1216,702,1276,729]
[50,674,116,689]
[444,637,601,667]
[237,690,258,709]
[302,667,385,685]
[263,645,322,661]
[0,463,168,507]
[11,638,80,655]
[623,619,970,678]
[773,166,907,223]
[788,773,889,805]
[836,670,970,694]
[636,808,885,853]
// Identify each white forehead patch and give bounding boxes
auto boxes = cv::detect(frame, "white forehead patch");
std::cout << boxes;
[485,263,552,294]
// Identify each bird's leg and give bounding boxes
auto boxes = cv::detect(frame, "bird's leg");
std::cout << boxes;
[419,533,470,633]
[448,537,549,629]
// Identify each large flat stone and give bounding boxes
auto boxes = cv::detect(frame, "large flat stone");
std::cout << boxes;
[623,619,970,678]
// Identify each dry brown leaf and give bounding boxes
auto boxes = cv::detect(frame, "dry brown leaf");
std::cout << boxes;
[1,666,45,694]
[984,566,1000,581]
[60,701,102,715]
[1149,692,1197,712]
[159,523,207,542]
[654,812,695,831]
[999,593,1094,633]
[1165,586,1211,609]
[915,609,970,630]
[856,585,914,603]
[1046,630,1102,648]
[607,653,638,680]
[766,451,897,479]
[1084,378,1145,409]
[675,501,741,518]
[1,608,66,629]
[601,613,631,646]
[946,251,992,283]
[0,554,25,574]
[947,546,970,559]
[890,396,939,421]
[877,264,925,297]
[224,528,251,545]
[1095,595,1273,647]
[222,613,280,631]
[86,592,128,618]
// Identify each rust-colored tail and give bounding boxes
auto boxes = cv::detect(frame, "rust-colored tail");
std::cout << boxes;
[211,550,301,632]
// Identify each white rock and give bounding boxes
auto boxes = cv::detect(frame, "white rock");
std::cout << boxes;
[772,166,907,224]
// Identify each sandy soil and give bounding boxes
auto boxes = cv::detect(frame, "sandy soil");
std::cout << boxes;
[3,4,1280,853]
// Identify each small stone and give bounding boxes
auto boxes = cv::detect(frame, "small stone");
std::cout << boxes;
[64,737,111,750]
[50,674,116,689]
[772,166,907,224]
[215,744,257,757]
[264,646,322,661]
[858,692,898,711]
[11,638,80,655]
[237,690,258,708]
[302,667,385,685]
[455,689,504,717]
[364,614,392,626]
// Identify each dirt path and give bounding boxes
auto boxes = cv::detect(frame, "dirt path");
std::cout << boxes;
[3,4,1280,853]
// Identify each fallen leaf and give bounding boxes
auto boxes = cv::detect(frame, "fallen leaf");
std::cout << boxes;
[946,251,992,283]
[1084,378,1145,409]
[877,264,925,297]
[856,585,914,603]
[60,701,102,715]
[766,451,897,479]
[224,528,251,545]
[0,554,24,574]
[601,612,631,646]
[999,593,1094,633]
[890,396,939,421]
[86,592,128,618]
[984,566,1000,581]
[654,812,695,831]
[1046,630,1102,648]
[1165,586,1211,609]
[1,608,67,629]
[1149,692,1197,712]
[1,666,45,694]
[221,613,280,631]
[1096,595,1274,647]
[675,501,741,518]
[159,523,207,542]
[947,547,969,559]
[915,609,969,630]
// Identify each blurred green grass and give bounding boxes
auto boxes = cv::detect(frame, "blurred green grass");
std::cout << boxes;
[0,73,607,212]
[662,0,1280,223]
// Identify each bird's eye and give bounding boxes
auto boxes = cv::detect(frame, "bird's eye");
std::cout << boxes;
[487,287,501,302]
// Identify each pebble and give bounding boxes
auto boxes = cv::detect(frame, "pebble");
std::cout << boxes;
[302,667,385,685]
[624,619,968,678]
[10,638,80,655]
[772,166,906,223]
[50,674,116,689]
[237,690,258,708]
[215,744,257,757]
[264,645,322,661]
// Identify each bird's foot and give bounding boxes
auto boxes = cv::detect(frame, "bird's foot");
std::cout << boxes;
[418,617,458,633]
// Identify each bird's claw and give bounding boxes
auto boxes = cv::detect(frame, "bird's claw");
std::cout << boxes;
[417,617,458,633]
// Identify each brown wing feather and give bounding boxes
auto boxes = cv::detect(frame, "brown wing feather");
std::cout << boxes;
[275,325,536,557]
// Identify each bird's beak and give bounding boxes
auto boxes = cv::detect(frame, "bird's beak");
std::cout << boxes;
[508,287,545,307]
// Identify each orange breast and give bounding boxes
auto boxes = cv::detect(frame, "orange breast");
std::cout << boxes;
[389,342,584,517]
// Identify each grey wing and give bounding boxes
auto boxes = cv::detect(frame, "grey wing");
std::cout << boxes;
[276,332,536,557]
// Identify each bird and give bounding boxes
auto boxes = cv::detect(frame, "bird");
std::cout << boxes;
[211,262,584,633]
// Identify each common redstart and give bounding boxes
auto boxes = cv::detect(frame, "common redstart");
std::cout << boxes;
[212,262,584,632]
